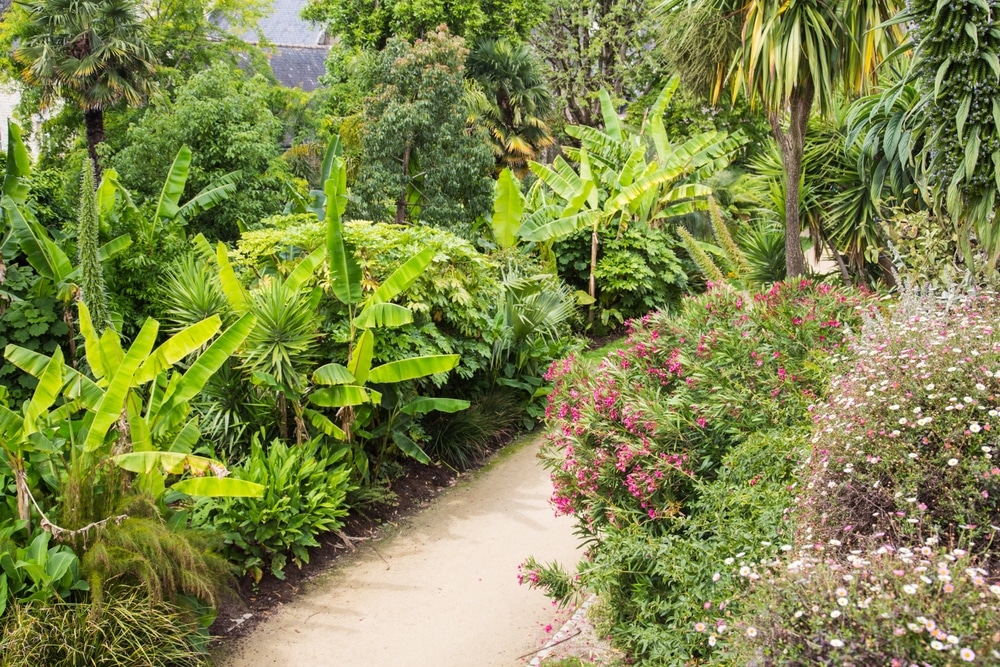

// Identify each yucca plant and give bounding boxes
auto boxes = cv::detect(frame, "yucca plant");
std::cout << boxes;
[159,253,231,333]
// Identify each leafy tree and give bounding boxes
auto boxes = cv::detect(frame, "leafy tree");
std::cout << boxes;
[661,0,903,276]
[533,0,663,128]
[303,0,546,50]
[13,0,158,177]
[350,29,494,231]
[465,38,554,176]
[111,62,288,241]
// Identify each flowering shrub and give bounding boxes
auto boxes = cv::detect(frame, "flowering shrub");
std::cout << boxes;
[727,545,1000,666]
[800,294,1000,552]
[528,280,873,663]
[542,280,870,534]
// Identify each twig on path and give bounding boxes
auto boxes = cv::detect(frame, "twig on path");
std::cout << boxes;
[368,542,390,569]
[516,629,582,661]
[335,529,368,552]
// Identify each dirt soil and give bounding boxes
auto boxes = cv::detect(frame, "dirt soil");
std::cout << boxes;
[212,436,590,667]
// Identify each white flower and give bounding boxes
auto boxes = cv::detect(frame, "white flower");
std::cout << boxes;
[829,639,844,648]
[926,383,936,390]
[830,610,841,618]
[931,640,945,650]
[947,635,960,644]
[948,458,959,466]
[739,566,752,577]
[837,597,848,606]
[970,423,982,433]
[724,557,734,565]
[976,383,986,391]
[695,622,707,632]
[908,452,919,459]
[903,584,918,594]
[990,584,1000,595]
[708,635,717,647]
[746,627,757,638]
[889,404,900,410]
[961,647,976,661]
[712,572,721,582]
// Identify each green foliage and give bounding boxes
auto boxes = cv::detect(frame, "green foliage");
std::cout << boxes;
[192,438,353,582]
[465,38,554,175]
[0,264,69,406]
[111,63,288,242]
[236,216,500,381]
[897,0,1000,262]
[0,593,209,667]
[424,388,524,469]
[77,159,110,332]
[81,495,232,612]
[533,0,664,127]
[303,0,545,49]
[0,522,88,617]
[349,29,495,231]
[555,225,689,326]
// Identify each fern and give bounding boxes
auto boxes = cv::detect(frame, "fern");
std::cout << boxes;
[676,226,726,283]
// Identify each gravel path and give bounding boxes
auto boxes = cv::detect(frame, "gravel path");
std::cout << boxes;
[215,436,584,667]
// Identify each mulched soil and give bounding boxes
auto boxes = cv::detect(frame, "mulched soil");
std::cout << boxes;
[210,459,457,642]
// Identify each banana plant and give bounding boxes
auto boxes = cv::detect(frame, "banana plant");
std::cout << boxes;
[1,301,264,531]
[519,80,737,318]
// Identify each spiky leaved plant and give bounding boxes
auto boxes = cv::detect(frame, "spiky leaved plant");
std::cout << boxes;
[78,158,110,333]
[676,225,726,283]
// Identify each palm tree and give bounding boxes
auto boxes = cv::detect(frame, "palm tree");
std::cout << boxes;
[659,0,904,276]
[466,38,555,177]
[14,0,158,178]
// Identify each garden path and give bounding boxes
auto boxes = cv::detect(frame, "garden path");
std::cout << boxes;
[215,436,583,667]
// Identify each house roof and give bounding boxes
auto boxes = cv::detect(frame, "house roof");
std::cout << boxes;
[269,46,328,92]
[252,0,326,46]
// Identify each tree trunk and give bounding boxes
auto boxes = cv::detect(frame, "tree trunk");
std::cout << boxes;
[588,227,599,324]
[769,83,813,278]
[396,142,412,225]
[83,108,104,183]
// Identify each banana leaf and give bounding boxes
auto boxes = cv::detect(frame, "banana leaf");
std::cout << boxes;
[368,354,460,384]
[399,397,470,415]
[491,168,524,249]
[353,303,414,329]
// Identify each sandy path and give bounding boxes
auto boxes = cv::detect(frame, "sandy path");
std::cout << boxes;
[216,437,582,667]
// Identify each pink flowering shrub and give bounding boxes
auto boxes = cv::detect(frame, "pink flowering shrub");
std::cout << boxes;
[543,280,870,534]
[526,280,872,663]
[727,545,1000,666]
[800,295,1000,555]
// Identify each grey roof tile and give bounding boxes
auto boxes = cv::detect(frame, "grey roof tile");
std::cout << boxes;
[268,46,328,91]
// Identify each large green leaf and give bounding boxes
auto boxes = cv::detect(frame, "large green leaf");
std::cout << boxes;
[6,200,73,283]
[175,171,241,223]
[216,242,248,313]
[285,245,327,292]
[529,158,582,201]
[3,120,30,205]
[97,235,133,262]
[83,320,159,451]
[647,77,680,165]
[77,302,106,380]
[348,329,374,385]
[392,430,430,464]
[491,169,524,249]
[155,147,192,224]
[114,451,214,474]
[309,385,376,408]
[5,344,103,410]
[353,303,414,329]
[368,354,460,384]
[154,313,256,432]
[325,157,362,306]
[600,89,624,143]
[134,316,223,385]
[171,477,265,498]
[24,347,65,435]
[370,247,435,304]
[312,363,356,385]
[606,165,687,215]
[400,397,470,415]
[518,210,600,243]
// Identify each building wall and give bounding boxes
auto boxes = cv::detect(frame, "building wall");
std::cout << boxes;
[0,83,21,149]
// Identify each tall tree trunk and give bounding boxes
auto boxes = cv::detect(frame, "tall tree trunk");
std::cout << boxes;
[588,226,599,324]
[83,108,104,183]
[396,142,412,225]
[769,82,813,278]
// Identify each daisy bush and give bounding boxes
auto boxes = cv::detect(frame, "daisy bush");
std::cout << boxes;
[727,545,1000,666]
[525,280,872,663]
[800,294,1000,555]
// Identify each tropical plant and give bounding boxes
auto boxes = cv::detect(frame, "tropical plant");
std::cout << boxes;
[465,38,554,176]
[13,0,158,175]
[660,0,905,276]
[191,436,353,582]
[0,522,88,616]
[522,79,735,318]
[77,158,110,333]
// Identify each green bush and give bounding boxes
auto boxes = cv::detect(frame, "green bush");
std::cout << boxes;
[192,437,353,582]
[554,225,688,329]
[0,521,88,617]
[235,216,500,382]
[0,594,208,667]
